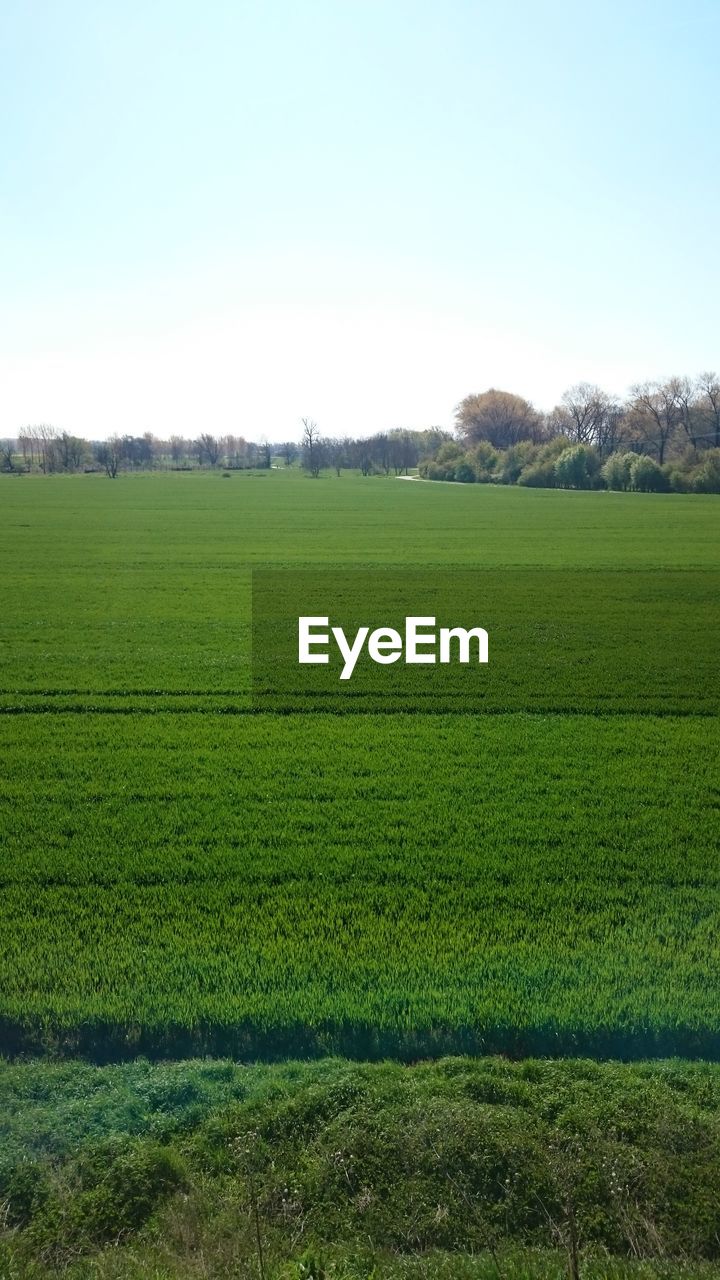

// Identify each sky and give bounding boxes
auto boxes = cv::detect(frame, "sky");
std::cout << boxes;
[1,0,718,443]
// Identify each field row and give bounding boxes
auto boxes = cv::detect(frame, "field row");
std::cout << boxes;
[1,568,717,713]
[1,712,718,1055]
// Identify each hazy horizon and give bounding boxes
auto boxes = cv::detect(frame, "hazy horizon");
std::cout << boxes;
[2,0,718,443]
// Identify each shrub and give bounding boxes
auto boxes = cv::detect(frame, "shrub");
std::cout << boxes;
[629,454,669,493]
[421,460,455,481]
[691,449,720,494]
[498,441,537,484]
[518,459,556,488]
[468,442,499,482]
[554,444,601,490]
[454,462,476,483]
[602,452,634,491]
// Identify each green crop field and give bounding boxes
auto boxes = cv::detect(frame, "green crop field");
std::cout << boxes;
[0,469,718,1058]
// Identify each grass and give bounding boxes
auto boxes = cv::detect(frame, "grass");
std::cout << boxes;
[0,712,719,1056]
[3,1054,720,1276]
[0,468,719,1054]
[2,468,719,1273]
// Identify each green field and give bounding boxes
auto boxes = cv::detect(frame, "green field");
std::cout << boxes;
[0,469,718,1056]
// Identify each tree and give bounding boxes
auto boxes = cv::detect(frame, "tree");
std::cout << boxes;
[96,436,122,478]
[325,438,347,476]
[195,434,221,467]
[629,453,668,492]
[371,432,391,475]
[455,389,542,449]
[389,429,418,475]
[601,452,634,491]
[58,431,86,471]
[0,440,16,472]
[281,441,298,467]
[258,437,272,468]
[690,450,720,493]
[626,380,680,464]
[672,376,702,450]
[554,444,601,489]
[301,418,321,477]
[697,372,720,449]
[169,436,185,465]
[556,383,623,456]
[26,424,59,473]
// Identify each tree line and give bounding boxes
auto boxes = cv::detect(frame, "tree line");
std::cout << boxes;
[297,375,720,493]
[0,429,277,477]
[421,376,720,493]
[2,371,719,492]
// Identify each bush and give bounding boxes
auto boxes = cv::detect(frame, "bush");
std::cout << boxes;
[691,449,720,494]
[26,1142,189,1258]
[0,1160,51,1227]
[518,460,556,488]
[602,452,634,491]
[629,454,669,493]
[554,444,601,490]
[454,462,476,483]
[421,461,456,481]
[498,441,537,484]
[467,442,499,482]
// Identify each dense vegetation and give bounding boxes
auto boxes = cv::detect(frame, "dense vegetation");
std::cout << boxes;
[3,1055,720,1277]
[0,470,718,1057]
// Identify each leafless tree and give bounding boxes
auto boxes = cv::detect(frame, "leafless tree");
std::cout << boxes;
[25,424,59,473]
[626,380,681,464]
[169,435,185,465]
[301,418,321,477]
[697,371,720,449]
[325,437,347,476]
[196,433,221,466]
[558,383,623,456]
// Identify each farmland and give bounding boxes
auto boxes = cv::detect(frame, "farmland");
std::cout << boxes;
[0,468,718,1057]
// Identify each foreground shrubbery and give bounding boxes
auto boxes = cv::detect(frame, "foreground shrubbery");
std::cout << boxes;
[3,1055,720,1277]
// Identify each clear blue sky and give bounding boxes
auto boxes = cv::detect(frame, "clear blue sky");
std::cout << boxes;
[1,0,718,440]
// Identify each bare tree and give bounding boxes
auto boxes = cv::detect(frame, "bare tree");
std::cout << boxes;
[389,429,418,475]
[301,418,321,477]
[196,433,221,467]
[626,380,681,464]
[26,424,59,473]
[556,383,623,456]
[672,375,701,449]
[697,371,720,449]
[325,437,347,476]
[169,435,185,465]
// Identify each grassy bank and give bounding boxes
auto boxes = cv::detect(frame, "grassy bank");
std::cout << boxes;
[3,1054,720,1277]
